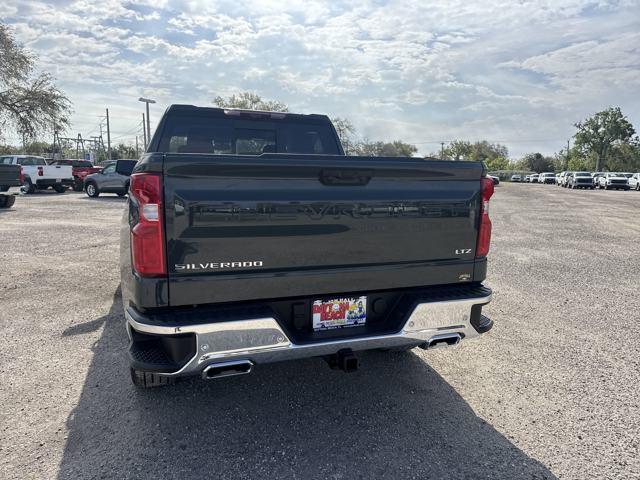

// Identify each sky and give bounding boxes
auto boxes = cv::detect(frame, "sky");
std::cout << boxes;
[2,0,640,158]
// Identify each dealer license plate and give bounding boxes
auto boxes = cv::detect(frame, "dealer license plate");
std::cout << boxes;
[56,179,62,183]
[312,296,367,331]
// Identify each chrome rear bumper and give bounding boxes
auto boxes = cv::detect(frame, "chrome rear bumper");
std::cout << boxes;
[126,289,492,378]
[5,186,22,195]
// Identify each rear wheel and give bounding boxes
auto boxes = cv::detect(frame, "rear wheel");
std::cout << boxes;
[53,184,66,193]
[3,196,16,208]
[22,178,35,194]
[72,179,84,192]
[86,182,99,198]
[130,368,176,388]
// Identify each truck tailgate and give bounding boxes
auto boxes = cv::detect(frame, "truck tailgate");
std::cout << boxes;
[0,164,22,187]
[163,154,484,306]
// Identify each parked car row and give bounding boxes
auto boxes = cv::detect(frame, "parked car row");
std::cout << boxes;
[557,171,595,189]
[0,155,138,198]
[0,155,74,193]
[557,171,637,190]
[510,170,640,190]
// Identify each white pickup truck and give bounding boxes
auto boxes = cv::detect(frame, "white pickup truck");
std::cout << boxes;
[0,155,74,193]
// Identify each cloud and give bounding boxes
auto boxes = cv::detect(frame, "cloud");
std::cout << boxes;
[1,0,639,157]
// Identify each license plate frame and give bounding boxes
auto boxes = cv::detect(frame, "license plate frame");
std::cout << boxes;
[312,296,367,331]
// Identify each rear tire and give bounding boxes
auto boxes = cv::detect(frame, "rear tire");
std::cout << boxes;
[53,184,66,193]
[22,178,35,194]
[130,368,176,388]
[85,182,99,198]
[2,196,16,208]
[72,179,84,192]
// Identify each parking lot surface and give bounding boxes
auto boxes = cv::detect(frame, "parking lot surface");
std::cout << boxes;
[1,185,639,479]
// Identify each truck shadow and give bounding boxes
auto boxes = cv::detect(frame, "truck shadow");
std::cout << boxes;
[77,196,127,203]
[57,290,556,480]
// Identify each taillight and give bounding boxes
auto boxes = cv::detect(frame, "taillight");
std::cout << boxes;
[129,173,166,277]
[476,176,495,257]
[37,166,44,176]
[19,167,24,184]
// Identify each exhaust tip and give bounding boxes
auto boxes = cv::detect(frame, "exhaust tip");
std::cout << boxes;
[201,360,253,380]
[424,333,462,349]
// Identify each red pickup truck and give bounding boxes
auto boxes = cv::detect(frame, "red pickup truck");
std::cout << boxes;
[49,159,103,191]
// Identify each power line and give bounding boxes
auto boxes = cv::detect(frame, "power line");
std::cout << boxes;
[408,138,569,145]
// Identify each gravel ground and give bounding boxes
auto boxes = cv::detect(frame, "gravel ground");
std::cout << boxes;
[1,184,639,480]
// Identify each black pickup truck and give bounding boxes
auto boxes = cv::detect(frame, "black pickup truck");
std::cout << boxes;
[120,105,494,387]
[0,163,23,208]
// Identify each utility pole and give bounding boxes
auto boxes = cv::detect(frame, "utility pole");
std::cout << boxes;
[135,136,139,158]
[138,97,156,144]
[52,122,57,159]
[566,139,570,169]
[142,113,147,148]
[106,108,112,160]
[440,142,445,159]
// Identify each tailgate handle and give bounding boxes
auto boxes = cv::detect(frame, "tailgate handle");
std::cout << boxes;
[320,169,372,186]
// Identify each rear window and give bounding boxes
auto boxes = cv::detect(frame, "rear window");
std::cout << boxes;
[116,160,136,175]
[158,114,341,156]
[575,172,591,176]
[13,157,46,166]
[0,156,13,164]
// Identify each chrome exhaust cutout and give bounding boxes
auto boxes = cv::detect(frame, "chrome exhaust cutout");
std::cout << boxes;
[201,360,254,380]
[421,333,462,350]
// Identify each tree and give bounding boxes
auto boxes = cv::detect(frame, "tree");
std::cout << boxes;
[355,140,417,157]
[469,141,509,163]
[574,107,636,171]
[23,140,52,155]
[444,140,472,161]
[0,144,19,155]
[439,140,509,163]
[520,152,555,172]
[212,92,288,112]
[0,23,71,141]
[485,156,510,171]
[331,116,357,155]
[111,143,137,160]
[608,140,640,172]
